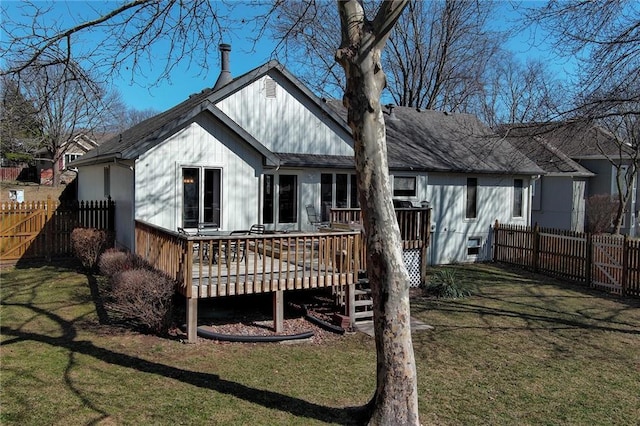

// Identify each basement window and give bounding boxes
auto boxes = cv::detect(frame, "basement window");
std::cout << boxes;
[467,237,482,257]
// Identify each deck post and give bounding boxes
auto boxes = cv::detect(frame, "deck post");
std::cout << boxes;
[273,290,284,333]
[347,282,356,329]
[187,297,198,343]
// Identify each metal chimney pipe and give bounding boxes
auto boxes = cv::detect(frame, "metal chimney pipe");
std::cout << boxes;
[213,44,232,90]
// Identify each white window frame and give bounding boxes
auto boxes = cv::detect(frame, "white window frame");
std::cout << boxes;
[513,178,524,218]
[467,236,482,257]
[393,176,417,197]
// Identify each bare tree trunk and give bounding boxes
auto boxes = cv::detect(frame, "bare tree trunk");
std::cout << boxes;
[336,1,418,425]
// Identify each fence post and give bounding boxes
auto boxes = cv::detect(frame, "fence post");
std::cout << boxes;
[45,195,54,262]
[533,223,540,272]
[586,233,592,286]
[107,196,115,232]
[493,220,499,261]
[622,235,629,296]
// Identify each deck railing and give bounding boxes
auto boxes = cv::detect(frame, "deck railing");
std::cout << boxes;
[329,207,431,249]
[135,220,364,299]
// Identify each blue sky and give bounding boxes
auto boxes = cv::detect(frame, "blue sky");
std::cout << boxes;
[1,1,571,113]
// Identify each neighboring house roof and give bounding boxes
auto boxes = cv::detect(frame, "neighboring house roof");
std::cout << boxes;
[503,135,595,177]
[325,100,543,175]
[498,121,632,160]
[35,132,101,157]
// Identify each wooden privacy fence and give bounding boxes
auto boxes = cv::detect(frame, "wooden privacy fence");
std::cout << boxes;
[0,196,115,263]
[493,221,640,297]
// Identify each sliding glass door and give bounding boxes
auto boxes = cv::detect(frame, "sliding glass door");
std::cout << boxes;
[262,174,298,226]
[182,167,221,228]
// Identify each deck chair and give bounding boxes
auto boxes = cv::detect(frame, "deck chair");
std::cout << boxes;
[228,225,266,262]
[178,227,206,260]
[306,204,330,229]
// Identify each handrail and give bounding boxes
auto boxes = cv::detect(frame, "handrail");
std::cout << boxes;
[135,220,364,298]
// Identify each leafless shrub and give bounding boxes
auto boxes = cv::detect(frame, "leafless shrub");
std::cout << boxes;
[71,227,113,271]
[108,269,175,335]
[98,249,151,278]
[586,194,616,234]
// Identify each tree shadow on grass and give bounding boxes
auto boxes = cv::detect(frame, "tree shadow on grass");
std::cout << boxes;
[0,299,368,426]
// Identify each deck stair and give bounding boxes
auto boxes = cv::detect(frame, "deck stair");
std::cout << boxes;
[335,278,373,323]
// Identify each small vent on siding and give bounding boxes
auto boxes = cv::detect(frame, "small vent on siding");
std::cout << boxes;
[265,77,277,98]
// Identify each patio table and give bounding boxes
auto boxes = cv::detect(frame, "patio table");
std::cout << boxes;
[196,229,231,265]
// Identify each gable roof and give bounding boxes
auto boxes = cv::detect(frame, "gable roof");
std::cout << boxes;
[498,121,631,160]
[503,134,594,177]
[72,60,349,168]
[325,100,543,175]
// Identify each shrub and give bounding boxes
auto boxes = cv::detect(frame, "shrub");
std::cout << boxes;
[98,249,152,278]
[71,227,113,271]
[108,268,175,335]
[586,194,617,234]
[423,269,473,299]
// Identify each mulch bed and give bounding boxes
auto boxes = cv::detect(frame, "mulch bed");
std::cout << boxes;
[192,291,347,344]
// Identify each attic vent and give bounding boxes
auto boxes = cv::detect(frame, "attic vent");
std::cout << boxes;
[265,77,277,98]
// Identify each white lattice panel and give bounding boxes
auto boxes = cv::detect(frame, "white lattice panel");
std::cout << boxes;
[403,249,422,287]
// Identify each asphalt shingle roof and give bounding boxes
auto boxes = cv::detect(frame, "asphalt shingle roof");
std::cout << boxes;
[498,121,629,159]
[75,58,542,177]
[325,100,543,175]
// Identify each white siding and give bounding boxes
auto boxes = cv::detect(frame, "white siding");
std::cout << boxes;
[426,173,531,265]
[533,176,576,231]
[111,164,135,249]
[216,72,353,156]
[136,113,263,233]
[77,164,105,200]
[77,161,135,249]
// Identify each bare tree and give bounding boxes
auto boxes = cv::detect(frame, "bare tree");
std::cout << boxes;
[335,1,419,424]
[519,1,639,235]
[1,1,420,423]
[0,77,42,161]
[101,91,159,133]
[479,51,565,126]
[1,0,230,87]
[385,0,500,111]
[15,60,108,185]
[523,0,640,119]
[595,112,640,234]
[269,0,500,113]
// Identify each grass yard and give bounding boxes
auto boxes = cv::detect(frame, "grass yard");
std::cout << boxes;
[1,261,638,425]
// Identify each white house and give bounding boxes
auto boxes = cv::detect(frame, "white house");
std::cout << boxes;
[73,45,543,265]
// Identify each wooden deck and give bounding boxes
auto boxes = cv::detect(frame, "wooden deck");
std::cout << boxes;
[190,239,357,297]
[135,209,430,342]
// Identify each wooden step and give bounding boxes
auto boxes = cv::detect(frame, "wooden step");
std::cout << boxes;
[354,299,372,307]
[354,311,373,320]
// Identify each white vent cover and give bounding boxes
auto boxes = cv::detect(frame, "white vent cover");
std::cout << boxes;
[265,77,277,98]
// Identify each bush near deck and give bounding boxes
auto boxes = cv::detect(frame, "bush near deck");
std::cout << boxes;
[1,262,638,425]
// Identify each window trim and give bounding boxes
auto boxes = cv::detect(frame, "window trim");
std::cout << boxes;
[467,236,482,257]
[513,178,524,218]
[180,166,222,229]
[393,176,417,197]
[465,177,478,220]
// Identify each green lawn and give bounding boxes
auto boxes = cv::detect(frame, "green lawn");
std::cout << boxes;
[1,261,638,425]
